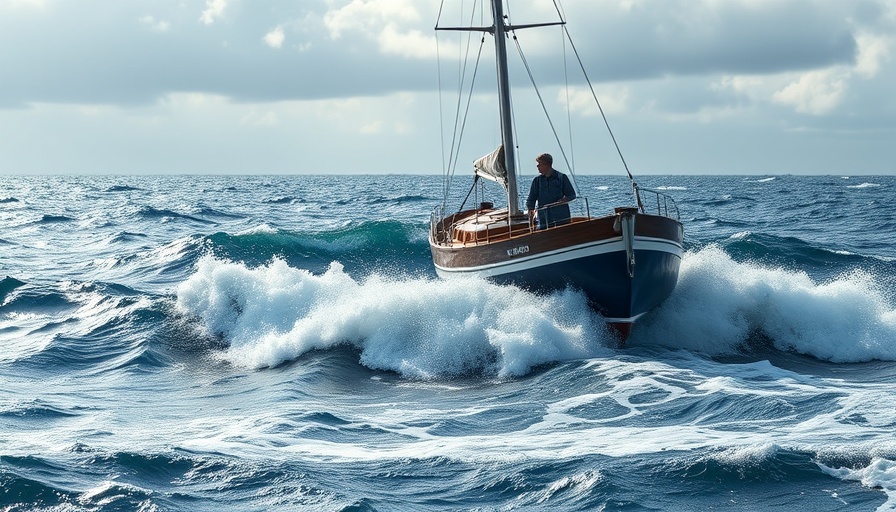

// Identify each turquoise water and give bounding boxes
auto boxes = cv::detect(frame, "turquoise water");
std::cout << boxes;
[1,174,895,510]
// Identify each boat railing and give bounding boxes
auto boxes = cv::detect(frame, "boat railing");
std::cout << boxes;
[431,197,591,246]
[533,196,591,222]
[634,185,680,220]
[430,204,448,243]
[431,190,679,246]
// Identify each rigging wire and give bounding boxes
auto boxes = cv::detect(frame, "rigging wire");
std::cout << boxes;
[511,34,575,184]
[560,22,643,210]
[449,39,486,193]
[435,0,451,206]
[435,23,448,204]
[437,0,642,211]
[561,18,575,178]
[436,0,487,209]
[550,0,642,208]
[556,30,633,182]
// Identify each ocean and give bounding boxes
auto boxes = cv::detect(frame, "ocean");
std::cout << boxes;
[2,174,895,511]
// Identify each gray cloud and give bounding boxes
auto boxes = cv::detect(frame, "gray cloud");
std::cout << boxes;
[0,0,893,175]
[0,0,879,108]
[0,1,429,107]
[535,0,860,81]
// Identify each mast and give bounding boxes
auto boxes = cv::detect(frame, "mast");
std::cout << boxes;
[491,0,520,216]
[436,2,563,214]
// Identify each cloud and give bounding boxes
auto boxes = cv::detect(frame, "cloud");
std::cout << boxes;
[550,0,858,80]
[773,69,849,115]
[0,0,895,176]
[564,86,630,116]
[263,26,285,49]
[199,0,226,25]
[377,25,434,59]
[321,0,434,57]
[0,0,881,109]
[323,0,421,39]
[139,15,170,33]
[854,33,892,78]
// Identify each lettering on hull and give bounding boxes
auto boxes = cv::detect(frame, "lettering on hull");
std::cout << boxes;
[506,245,529,257]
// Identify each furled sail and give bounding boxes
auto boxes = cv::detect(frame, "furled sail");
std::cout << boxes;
[473,145,507,186]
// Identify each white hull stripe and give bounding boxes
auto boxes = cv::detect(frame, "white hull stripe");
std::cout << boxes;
[603,312,648,323]
[434,235,682,278]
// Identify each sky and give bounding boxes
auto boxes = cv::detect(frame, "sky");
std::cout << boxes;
[1,0,895,175]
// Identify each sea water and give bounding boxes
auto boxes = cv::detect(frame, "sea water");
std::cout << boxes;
[2,174,895,511]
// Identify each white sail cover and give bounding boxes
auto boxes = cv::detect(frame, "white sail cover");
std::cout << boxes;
[473,145,507,186]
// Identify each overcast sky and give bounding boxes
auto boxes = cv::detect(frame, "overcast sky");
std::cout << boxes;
[1,0,894,175]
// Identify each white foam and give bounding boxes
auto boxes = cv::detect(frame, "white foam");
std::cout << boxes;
[175,245,896,375]
[846,182,882,189]
[634,246,896,362]
[236,223,278,235]
[819,457,896,510]
[175,256,612,378]
[0,312,53,363]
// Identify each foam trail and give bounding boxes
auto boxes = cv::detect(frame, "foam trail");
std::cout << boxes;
[176,256,612,378]
[636,246,896,362]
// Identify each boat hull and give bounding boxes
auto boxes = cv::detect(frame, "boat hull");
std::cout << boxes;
[430,212,683,331]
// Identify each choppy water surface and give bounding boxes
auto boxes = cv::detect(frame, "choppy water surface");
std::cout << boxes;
[2,174,895,511]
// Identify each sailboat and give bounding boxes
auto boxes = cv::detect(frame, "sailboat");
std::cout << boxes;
[429,0,683,340]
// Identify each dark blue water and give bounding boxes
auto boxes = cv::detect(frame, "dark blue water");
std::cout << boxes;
[2,174,895,511]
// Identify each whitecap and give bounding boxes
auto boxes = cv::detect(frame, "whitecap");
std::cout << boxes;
[236,223,278,235]
[175,256,614,378]
[818,457,896,510]
[633,246,896,363]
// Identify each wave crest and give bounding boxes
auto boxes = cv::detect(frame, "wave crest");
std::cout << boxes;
[175,257,612,378]
[635,246,896,362]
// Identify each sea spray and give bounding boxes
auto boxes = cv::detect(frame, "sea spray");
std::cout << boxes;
[635,246,896,362]
[176,256,613,378]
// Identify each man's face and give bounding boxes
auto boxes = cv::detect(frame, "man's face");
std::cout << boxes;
[536,160,552,177]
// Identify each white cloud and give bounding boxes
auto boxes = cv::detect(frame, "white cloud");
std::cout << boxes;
[714,75,766,95]
[767,15,894,116]
[300,93,423,137]
[772,69,849,115]
[323,0,422,42]
[564,86,630,116]
[320,0,434,58]
[158,92,230,110]
[711,75,776,106]
[139,15,170,33]
[199,0,227,25]
[854,33,891,78]
[263,26,285,49]
[377,25,434,59]
[1,0,894,175]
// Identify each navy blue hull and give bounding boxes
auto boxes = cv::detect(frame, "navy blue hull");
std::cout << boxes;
[431,211,684,334]
[488,248,681,321]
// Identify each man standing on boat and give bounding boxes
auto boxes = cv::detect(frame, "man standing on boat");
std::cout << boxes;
[526,153,576,229]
